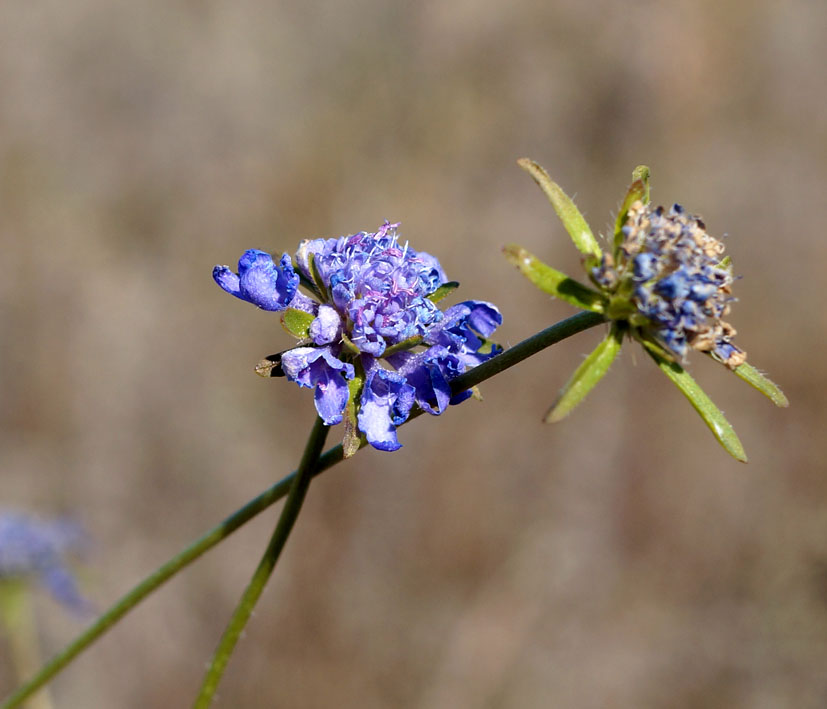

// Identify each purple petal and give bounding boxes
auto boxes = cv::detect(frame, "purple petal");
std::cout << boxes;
[238,251,299,311]
[213,265,241,298]
[358,367,415,451]
[280,346,355,425]
[310,305,342,345]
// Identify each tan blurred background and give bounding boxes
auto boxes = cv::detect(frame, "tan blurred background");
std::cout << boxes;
[1,1,825,707]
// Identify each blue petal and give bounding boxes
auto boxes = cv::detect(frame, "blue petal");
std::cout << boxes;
[238,251,299,311]
[280,346,355,425]
[214,250,298,311]
[358,368,415,451]
[310,305,342,345]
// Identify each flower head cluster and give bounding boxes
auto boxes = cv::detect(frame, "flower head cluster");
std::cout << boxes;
[592,201,746,368]
[214,222,502,452]
[0,510,90,614]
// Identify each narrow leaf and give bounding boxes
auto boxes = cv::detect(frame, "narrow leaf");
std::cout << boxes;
[731,361,789,407]
[545,326,622,422]
[503,244,605,313]
[517,158,602,260]
[308,252,330,302]
[644,342,748,462]
[280,308,315,339]
[427,281,460,303]
[613,165,651,254]
[343,375,365,458]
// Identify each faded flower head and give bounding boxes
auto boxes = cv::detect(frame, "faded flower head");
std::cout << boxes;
[505,158,787,462]
[214,222,502,453]
[0,510,90,614]
[592,201,746,368]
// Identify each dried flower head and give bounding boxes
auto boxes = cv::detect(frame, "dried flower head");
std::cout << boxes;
[592,201,746,368]
[505,159,787,462]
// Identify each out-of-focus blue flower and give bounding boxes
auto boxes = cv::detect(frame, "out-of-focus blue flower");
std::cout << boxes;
[0,510,90,614]
[214,222,502,451]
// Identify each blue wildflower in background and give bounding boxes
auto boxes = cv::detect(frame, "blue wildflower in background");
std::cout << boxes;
[214,222,502,453]
[505,159,787,462]
[0,510,90,614]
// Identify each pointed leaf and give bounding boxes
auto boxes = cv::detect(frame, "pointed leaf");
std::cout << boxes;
[427,281,460,304]
[545,326,622,422]
[731,361,789,407]
[503,244,605,313]
[643,342,747,462]
[517,158,602,260]
[614,165,651,254]
[280,308,315,339]
[343,374,365,458]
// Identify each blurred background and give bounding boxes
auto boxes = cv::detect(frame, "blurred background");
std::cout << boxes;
[1,1,825,707]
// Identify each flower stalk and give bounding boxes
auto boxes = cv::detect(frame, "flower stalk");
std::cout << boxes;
[193,415,329,708]
[2,310,604,709]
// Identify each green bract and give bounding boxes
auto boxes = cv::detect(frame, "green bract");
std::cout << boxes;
[506,158,788,462]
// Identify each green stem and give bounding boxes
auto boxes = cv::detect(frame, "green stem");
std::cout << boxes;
[1,310,604,709]
[0,582,54,709]
[193,415,329,708]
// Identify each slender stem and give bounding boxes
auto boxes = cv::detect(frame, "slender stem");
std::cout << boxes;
[1,310,604,709]
[0,583,54,709]
[193,415,329,708]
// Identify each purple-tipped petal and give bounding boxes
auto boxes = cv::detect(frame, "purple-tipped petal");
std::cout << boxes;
[358,367,415,451]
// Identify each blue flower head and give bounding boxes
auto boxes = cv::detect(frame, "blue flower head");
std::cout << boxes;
[214,222,502,452]
[0,510,90,615]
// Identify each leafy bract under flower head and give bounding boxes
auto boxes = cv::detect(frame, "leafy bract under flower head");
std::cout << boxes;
[214,222,502,452]
[506,159,787,462]
[0,510,90,614]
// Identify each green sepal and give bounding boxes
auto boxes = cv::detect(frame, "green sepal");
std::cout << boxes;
[545,325,622,422]
[343,374,365,458]
[613,165,651,256]
[308,252,330,302]
[503,244,606,313]
[280,308,315,339]
[340,332,361,356]
[517,158,602,261]
[731,360,789,407]
[383,335,424,357]
[643,341,748,463]
[427,281,460,304]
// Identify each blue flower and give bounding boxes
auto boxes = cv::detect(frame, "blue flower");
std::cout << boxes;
[214,222,502,451]
[0,510,90,615]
